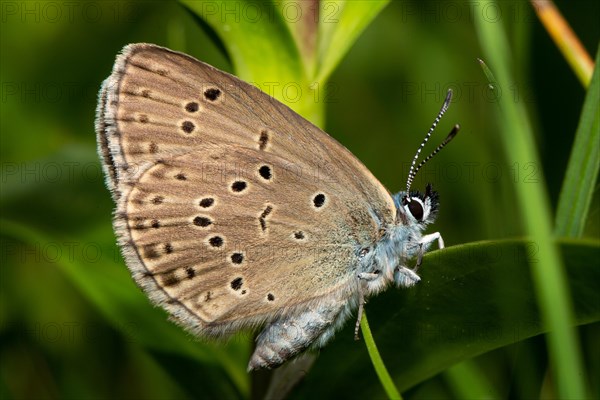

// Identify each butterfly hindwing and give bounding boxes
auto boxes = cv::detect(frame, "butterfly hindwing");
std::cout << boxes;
[122,144,370,332]
[96,43,397,336]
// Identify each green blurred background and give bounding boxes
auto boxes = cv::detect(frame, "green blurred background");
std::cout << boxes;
[1,1,598,399]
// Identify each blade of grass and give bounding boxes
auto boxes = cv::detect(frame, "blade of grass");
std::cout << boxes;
[555,47,600,237]
[529,0,595,87]
[474,1,588,397]
[360,312,402,400]
[444,360,501,400]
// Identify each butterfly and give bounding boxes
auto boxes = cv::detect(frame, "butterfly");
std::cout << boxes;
[96,43,458,370]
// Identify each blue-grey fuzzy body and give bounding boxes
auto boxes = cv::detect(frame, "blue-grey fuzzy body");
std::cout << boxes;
[248,188,441,370]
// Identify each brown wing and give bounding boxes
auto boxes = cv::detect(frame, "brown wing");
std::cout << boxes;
[96,43,396,335]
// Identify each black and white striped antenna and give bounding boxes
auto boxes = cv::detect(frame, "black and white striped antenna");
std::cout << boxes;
[404,89,459,201]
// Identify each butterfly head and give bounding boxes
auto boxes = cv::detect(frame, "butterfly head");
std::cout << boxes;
[398,89,458,227]
[398,183,439,226]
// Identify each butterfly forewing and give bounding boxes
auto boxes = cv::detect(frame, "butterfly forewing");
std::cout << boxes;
[125,146,359,325]
[97,43,397,335]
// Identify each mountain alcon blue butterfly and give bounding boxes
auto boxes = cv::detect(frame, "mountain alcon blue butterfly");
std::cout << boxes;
[95,43,459,370]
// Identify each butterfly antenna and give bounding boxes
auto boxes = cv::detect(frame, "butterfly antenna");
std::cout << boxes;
[412,124,460,177]
[405,89,455,198]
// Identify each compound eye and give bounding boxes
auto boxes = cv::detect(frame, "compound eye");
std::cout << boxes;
[407,199,424,221]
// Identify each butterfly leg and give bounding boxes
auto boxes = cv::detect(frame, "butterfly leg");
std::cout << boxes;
[355,272,380,340]
[248,297,345,371]
[415,232,444,269]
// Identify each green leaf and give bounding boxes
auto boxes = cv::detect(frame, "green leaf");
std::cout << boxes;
[292,240,600,398]
[181,1,302,83]
[180,0,311,117]
[276,0,319,77]
[555,46,600,238]
[0,218,250,399]
[315,0,389,82]
[180,0,390,126]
